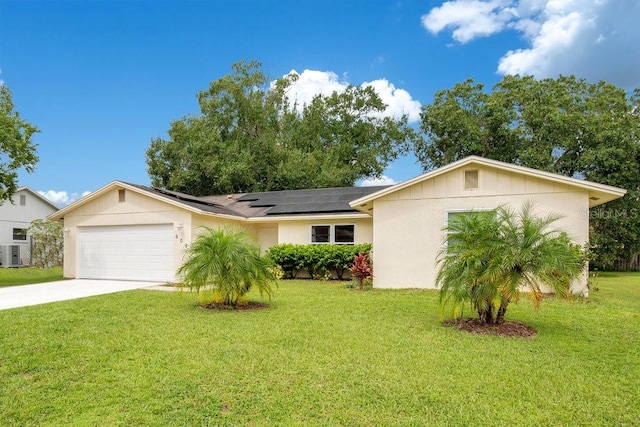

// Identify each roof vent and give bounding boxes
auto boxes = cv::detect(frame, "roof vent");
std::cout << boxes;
[227,195,234,200]
[590,196,601,201]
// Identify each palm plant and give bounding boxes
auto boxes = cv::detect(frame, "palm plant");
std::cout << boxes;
[178,227,275,307]
[437,202,585,325]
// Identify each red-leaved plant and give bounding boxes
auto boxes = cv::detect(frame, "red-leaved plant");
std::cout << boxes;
[349,252,372,290]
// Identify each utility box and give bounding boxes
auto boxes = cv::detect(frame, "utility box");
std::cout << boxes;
[0,245,21,267]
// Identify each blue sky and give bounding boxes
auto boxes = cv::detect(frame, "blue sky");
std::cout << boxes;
[1,0,638,206]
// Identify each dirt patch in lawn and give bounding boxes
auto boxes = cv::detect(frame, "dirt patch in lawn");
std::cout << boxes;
[443,318,538,338]
[199,301,270,311]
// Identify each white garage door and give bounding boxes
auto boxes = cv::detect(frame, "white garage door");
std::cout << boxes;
[79,224,174,281]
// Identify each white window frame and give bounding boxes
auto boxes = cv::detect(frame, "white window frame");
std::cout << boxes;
[310,224,356,244]
[310,224,331,244]
[445,208,495,225]
[334,224,356,245]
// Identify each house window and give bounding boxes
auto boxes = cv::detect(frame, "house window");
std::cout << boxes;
[464,170,479,190]
[334,224,355,244]
[118,189,126,202]
[311,225,331,243]
[311,224,355,244]
[13,228,27,241]
[445,210,495,249]
[19,195,26,206]
[446,211,476,231]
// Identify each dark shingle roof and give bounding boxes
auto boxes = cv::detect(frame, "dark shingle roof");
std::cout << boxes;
[128,183,389,218]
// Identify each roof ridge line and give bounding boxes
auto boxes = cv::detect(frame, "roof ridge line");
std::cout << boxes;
[152,187,227,209]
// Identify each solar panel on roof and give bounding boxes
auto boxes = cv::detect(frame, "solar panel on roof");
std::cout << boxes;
[266,203,355,215]
[234,185,391,216]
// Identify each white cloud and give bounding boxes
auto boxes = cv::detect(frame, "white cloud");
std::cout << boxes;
[39,190,91,206]
[421,0,517,43]
[422,0,640,88]
[280,69,422,123]
[498,10,586,76]
[359,175,397,187]
[283,69,348,107]
[365,79,422,123]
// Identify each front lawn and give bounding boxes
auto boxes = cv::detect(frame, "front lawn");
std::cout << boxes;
[0,273,638,425]
[0,266,63,287]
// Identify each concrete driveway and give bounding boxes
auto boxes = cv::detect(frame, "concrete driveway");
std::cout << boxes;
[0,279,164,311]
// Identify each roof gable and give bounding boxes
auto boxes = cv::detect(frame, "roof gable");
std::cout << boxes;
[350,156,627,213]
[6,187,59,211]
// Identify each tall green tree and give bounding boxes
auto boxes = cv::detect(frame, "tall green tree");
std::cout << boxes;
[147,60,417,195]
[417,75,640,269]
[0,84,39,201]
[437,203,584,325]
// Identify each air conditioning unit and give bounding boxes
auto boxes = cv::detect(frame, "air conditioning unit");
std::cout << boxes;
[0,245,21,267]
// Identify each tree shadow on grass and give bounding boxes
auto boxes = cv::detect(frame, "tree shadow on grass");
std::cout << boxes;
[198,301,270,312]
[443,318,538,338]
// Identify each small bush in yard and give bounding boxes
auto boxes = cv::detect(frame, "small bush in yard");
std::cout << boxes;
[349,252,373,290]
[269,265,285,280]
[178,227,275,307]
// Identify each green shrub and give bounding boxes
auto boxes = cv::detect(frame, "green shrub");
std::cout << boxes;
[28,219,63,268]
[266,243,372,279]
[265,244,301,278]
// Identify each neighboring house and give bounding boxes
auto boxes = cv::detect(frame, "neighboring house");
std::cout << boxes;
[0,187,59,267]
[49,156,626,293]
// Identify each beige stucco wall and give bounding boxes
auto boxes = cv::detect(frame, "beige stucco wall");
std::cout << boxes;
[372,165,590,292]
[258,227,278,253]
[62,187,190,279]
[187,212,261,252]
[190,214,259,239]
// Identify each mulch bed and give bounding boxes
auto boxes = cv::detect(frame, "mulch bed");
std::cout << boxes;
[443,318,538,338]
[199,301,270,311]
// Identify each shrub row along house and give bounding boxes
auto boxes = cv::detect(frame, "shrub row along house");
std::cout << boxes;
[49,156,625,293]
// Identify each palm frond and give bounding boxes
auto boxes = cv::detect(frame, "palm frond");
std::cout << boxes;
[178,226,275,306]
[436,201,584,324]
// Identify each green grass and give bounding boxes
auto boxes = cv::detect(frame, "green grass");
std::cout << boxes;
[0,266,63,287]
[0,272,638,426]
